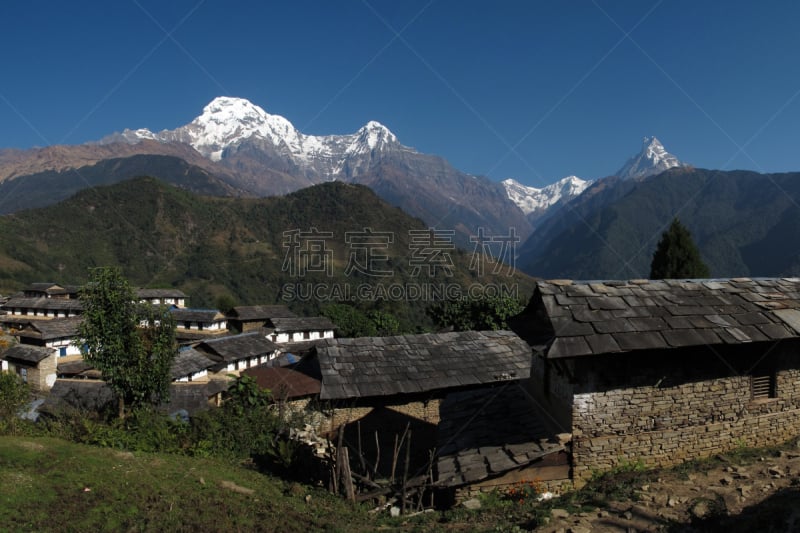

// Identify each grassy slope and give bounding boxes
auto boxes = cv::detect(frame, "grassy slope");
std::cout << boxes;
[0,436,372,532]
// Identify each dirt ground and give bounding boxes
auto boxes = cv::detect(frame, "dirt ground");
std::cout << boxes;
[537,448,800,532]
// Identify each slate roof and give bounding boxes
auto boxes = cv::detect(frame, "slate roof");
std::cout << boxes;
[136,288,188,299]
[25,282,63,292]
[2,344,53,364]
[317,330,532,400]
[1,297,83,312]
[266,316,335,332]
[171,348,216,379]
[41,379,228,416]
[195,332,278,363]
[171,308,226,323]
[524,278,800,359]
[16,317,82,340]
[57,358,97,378]
[436,384,564,487]
[41,379,116,414]
[242,366,322,399]
[228,305,296,321]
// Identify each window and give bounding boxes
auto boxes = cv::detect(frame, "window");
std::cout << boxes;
[751,374,776,400]
[59,346,67,357]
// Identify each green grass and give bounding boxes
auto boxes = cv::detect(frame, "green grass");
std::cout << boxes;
[0,436,372,532]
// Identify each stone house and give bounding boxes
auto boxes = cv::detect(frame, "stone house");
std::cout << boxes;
[22,283,81,299]
[0,296,83,319]
[511,277,800,482]
[264,317,335,343]
[226,305,296,333]
[171,347,217,382]
[1,344,57,390]
[314,330,536,483]
[193,332,280,375]
[171,308,228,342]
[14,317,83,359]
[137,288,188,308]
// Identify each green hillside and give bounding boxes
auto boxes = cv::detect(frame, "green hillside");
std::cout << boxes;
[0,436,371,532]
[0,178,533,330]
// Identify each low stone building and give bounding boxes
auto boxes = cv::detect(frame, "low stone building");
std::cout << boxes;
[194,332,280,375]
[137,288,188,308]
[226,305,296,333]
[511,277,800,482]
[14,317,83,359]
[264,317,335,343]
[315,330,534,483]
[1,344,57,390]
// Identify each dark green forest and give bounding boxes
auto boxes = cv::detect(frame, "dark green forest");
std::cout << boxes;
[0,177,533,332]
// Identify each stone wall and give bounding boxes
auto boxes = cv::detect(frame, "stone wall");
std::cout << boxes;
[569,343,800,481]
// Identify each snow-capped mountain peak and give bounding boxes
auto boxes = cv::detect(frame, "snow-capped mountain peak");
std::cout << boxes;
[183,96,302,160]
[502,175,591,216]
[99,96,402,171]
[350,120,398,153]
[615,136,685,180]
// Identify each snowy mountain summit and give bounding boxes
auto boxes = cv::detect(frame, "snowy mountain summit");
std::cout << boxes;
[101,96,400,174]
[502,175,590,218]
[615,136,685,180]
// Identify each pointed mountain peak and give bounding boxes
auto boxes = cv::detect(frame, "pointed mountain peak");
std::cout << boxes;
[615,136,685,180]
[355,120,398,150]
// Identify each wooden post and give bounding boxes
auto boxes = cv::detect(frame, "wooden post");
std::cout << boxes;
[373,430,380,479]
[341,447,355,502]
[357,420,367,475]
[401,430,412,514]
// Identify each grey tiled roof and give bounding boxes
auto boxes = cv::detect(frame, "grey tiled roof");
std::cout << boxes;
[16,317,82,340]
[317,330,532,400]
[242,366,321,399]
[171,348,216,379]
[171,308,226,323]
[436,384,564,487]
[136,288,188,299]
[2,344,52,364]
[523,278,800,359]
[266,316,335,332]
[42,379,227,416]
[1,297,83,312]
[228,305,296,321]
[195,332,278,363]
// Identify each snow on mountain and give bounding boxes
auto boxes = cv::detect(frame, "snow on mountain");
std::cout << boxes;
[615,136,685,180]
[100,96,399,171]
[502,175,591,216]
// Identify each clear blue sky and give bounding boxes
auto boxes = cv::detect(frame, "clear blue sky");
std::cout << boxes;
[2,1,799,187]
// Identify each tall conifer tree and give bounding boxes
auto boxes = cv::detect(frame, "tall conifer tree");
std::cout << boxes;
[649,218,710,279]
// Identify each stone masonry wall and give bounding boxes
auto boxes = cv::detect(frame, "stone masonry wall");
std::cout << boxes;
[572,367,800,481]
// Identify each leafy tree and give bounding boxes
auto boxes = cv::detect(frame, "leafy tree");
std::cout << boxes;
[322,304,403,337]
[78,267,177,417]
[649,218,711,279]
[427,295,524,332]
[0,372,29,434]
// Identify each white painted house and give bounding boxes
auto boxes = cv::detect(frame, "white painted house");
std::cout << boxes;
[14,317,83,358]
[264,317,335,344]
[194,333,280,375]
[137,288,188,308]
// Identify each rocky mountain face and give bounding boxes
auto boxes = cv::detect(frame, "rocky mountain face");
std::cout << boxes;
[515,168,800,279]
[615,136,686,180]
[502,175,591,223]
